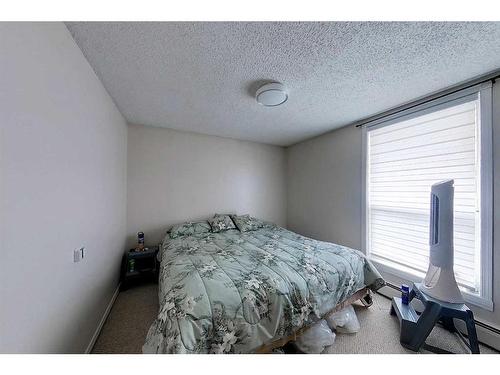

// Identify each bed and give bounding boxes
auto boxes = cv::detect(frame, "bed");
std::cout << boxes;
[142,222,384,354]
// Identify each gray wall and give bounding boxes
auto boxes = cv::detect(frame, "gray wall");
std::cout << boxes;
[0,23,128,353]
[127,124,287,248]
[286,82,500,346]
[287,125,363,249]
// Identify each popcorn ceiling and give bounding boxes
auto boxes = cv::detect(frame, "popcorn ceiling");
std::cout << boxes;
[66,22,500,146]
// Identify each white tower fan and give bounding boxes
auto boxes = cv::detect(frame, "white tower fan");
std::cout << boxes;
[420,179,464,304]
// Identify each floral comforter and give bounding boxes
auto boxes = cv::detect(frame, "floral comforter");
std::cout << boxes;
[142,225,384,354]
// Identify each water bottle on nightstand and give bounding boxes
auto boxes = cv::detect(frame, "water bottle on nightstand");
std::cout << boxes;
[137,231,145,251]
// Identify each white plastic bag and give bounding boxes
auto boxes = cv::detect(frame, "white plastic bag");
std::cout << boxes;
[325,305,360,334]
[294,320,336,353]
[270,347,285,354]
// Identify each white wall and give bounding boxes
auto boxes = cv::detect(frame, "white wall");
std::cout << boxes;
[286,82,500,348]
[0,23,128,353]
[127,124,287,248]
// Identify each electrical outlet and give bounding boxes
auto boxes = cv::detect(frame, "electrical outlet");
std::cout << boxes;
[73,247,85,263]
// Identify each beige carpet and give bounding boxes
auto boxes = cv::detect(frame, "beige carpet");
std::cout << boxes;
[92,283,496,354]
[92,283,159,354]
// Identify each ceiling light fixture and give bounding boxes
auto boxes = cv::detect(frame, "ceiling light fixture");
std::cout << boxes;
[255,82,288,107]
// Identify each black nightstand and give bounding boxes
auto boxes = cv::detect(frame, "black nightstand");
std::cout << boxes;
[120,246,159,290]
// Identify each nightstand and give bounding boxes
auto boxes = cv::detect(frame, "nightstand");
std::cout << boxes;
[120,246,159,290]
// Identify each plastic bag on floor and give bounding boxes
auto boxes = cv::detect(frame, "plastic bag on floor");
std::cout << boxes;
[325,305,360,334]
[294,320,336,353]
[270,347,285,354]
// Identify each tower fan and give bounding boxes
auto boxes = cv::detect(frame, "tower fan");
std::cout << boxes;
[419,179,464,303]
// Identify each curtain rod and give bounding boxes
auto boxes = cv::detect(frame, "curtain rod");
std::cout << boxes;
[355,69,500,128]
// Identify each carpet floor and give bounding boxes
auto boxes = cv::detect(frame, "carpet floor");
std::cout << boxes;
[92,283,497,354]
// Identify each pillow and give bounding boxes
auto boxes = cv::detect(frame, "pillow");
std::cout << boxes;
[208,214,236,233]
[231,214,264,232]
[169,221,211,239]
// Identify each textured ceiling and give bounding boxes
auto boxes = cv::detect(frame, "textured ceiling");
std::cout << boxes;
[66,22,500,146]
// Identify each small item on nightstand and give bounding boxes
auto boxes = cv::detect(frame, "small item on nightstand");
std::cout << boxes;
[136,231,145,251]
[128,259,135,273]
[401,284,410,305]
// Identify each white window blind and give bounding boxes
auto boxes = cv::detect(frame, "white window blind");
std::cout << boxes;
[366,99,480,293]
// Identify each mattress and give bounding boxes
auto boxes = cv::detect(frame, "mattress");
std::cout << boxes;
[143,225,384,354]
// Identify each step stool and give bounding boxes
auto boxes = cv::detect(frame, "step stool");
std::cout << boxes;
[390,282,479,354]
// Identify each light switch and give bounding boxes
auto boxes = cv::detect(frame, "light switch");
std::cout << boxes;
[74,247,85,263]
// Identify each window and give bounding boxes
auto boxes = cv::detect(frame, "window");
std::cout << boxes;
[362,83,493,310]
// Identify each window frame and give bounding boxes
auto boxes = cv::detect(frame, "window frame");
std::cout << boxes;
[361,82,493,311]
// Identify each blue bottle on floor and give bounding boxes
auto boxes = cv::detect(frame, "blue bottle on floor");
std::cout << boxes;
[401,284,410,305]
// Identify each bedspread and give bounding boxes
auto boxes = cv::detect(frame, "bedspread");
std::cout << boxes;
[143,225,383,353]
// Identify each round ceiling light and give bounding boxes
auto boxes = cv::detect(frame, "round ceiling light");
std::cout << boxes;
[255,82,288,107]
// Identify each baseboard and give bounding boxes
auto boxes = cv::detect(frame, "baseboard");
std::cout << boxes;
[84,283,121,354]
